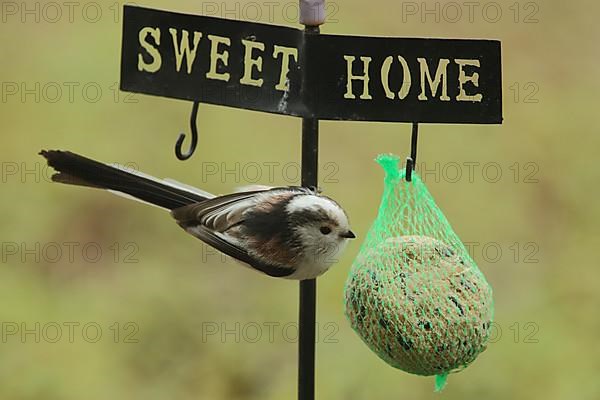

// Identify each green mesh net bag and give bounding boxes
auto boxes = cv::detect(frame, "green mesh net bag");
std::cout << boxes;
[344,154,494,391]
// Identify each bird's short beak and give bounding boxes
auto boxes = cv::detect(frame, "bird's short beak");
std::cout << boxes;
[340,230,356,239]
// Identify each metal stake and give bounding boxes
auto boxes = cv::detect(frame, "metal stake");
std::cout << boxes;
[299,116,319,400]
[299,3,325,400]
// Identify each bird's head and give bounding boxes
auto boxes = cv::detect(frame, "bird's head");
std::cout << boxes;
[286,194,355,266]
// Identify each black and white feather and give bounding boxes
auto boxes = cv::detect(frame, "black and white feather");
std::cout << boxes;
[40,150,355,280]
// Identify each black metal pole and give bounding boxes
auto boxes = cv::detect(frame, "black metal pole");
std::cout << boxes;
[299,88,319,400]
[299,3,324,399]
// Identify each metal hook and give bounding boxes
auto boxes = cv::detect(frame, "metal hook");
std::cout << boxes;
[175,101,200,161]
[406,122,419,182]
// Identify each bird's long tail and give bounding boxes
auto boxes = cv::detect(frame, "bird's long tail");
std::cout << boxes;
[40,150,212,210]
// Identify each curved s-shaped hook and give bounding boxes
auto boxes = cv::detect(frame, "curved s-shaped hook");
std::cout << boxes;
[175,102,200,161]
[406,122,419,182]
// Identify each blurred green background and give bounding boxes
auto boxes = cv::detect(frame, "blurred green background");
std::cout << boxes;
[1,1,598,399]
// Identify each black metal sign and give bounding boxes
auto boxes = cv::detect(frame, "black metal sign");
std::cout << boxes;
[121,5,502,124]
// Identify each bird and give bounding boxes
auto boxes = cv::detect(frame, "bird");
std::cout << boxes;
[40,150,356,280]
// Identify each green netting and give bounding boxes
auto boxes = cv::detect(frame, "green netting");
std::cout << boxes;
[344,154,494,391]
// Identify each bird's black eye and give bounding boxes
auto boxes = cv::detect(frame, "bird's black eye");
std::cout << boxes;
[320,226,332,235]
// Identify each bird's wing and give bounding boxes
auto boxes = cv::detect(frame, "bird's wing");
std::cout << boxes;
[184,225,294,277]
[172,186,310,232]
[171,187,303,277]
[171,189,266,232]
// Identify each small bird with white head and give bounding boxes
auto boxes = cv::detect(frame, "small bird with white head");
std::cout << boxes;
[40,150,355,280]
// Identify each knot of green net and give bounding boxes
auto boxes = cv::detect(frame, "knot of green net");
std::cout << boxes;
[375,153,405,182]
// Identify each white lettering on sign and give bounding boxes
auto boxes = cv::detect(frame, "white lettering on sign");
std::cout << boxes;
[206,35,231,82]
[240,39,265,87]
[343,55,482,102]
[169,28,203,74]
[273,45,298,91]
[137,27,299,92]
[343,55,373,100]
[417,58,450,101]
[137,27,162,73]
[380,55,411,100]
[137,27,483,103]
[456,59,483,102]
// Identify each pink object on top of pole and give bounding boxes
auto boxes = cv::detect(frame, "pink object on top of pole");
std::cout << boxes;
[299,0,326,26]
